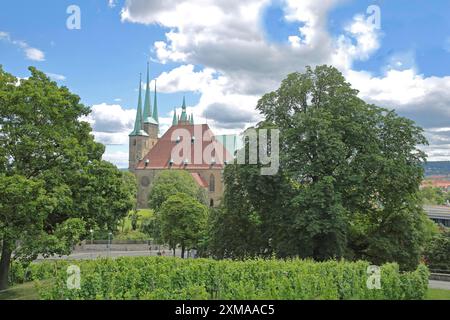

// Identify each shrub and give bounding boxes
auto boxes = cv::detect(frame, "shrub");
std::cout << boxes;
[424,229,450,271]
[114,230,149,241]
[14,257,430,300]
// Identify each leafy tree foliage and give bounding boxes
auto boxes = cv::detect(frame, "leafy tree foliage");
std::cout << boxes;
[207,165,265,259]
[212,65,429,270]
[140,213,160,242]
[121,171,138,209]
[0,66,134,289]
[159,193,208,258]
[148,170,206,210]
[419,186,447,205]
[424,229,450,270]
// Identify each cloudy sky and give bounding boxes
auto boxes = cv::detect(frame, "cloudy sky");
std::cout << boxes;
[1,0,450,167]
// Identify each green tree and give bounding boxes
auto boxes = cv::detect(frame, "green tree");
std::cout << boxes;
[122,171,138,209]
[208,155,295,258]
[0,175,48,288]
[214,65,429,269]
[148,170,206,210]
[424,229,450,270]
[0,67,134,289]
[159,193,208,258]
[419,186,446,205]
[140,213,160,242]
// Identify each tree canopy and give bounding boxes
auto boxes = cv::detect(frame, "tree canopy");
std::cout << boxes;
[0,66,135,289]
[159,193,208,258]
[210,65,432,270]
[419,186,448,205]
[148,170,206,210]
[424,229,450,270]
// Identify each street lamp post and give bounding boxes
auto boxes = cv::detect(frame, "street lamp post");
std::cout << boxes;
[108,232,112,257]
[90,229,94,245]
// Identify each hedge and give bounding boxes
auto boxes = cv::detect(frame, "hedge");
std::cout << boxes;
[10,257,429,300]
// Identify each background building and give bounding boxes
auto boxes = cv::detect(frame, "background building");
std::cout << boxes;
[129,63,231,208]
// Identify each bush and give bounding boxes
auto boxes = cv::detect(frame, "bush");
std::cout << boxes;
[424,229,450,271]
[10,260,70,285]
[114,230,149,241]
[10,257,430,300]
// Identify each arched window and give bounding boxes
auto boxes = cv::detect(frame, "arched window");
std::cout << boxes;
[209,174,215,192]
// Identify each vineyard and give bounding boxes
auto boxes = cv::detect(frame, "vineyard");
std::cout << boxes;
[9,257,430,300]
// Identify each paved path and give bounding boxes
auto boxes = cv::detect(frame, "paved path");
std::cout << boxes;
[35,249,188,261]
[429,280,450,290]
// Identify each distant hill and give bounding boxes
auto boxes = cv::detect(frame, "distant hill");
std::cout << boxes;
[424,161,450,177]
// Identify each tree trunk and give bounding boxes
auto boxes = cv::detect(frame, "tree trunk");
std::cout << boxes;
[0,239,12,291]
[173,247,176,257]
[181,245,185,259]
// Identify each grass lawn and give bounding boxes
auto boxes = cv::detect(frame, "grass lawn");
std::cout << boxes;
[0,282,39,300]
[119,209,154,233]
[426,288,450,300]
[0,280,54,300]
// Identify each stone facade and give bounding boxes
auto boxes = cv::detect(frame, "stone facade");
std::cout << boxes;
[134,168,224,209]
[128,65,227,209]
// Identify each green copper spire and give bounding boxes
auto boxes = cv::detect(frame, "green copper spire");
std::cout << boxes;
[152,79,159,124]
[180,96,188,122]
[190,113,194,124]
[130,74,148,136]
[143,62,153,123]
[172,108,178,125]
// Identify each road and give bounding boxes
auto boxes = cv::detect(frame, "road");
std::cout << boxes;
[35,248,188,261]
[429,280,450,290]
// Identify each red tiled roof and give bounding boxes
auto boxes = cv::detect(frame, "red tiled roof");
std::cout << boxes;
[136,124,232,170]
[427,175,449,180]
[191,172,208,188]
[421,180,450,188]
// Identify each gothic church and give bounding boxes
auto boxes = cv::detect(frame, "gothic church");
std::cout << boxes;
[128,63,230,208]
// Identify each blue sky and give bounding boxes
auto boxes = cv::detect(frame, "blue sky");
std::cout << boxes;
[1,0,450,166]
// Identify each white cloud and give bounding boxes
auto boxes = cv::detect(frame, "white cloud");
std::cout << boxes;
[332,14,381,69]
[121,0,353,134]
[155,64,216,93]
[121,0,337,84]
[108,0,117,8]
[45,72,66,81]
[284,0,341,46]
[346,69,450,116]
[24,47,45,61]
[345,68,450,161]
[153,64,262,131]
[120,1,378,119]
[0,31,45,61]
[119,0,450,160]
[83,103,136,144]
[0,31,9,40]
[103,150,129,168]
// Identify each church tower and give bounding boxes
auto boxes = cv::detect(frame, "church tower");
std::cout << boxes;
[129,63,160,171]
[142,62,159,146]
[177,96,194,125]
[129,74,149,171]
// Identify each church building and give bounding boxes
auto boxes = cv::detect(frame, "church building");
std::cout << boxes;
[129,63,231,208]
